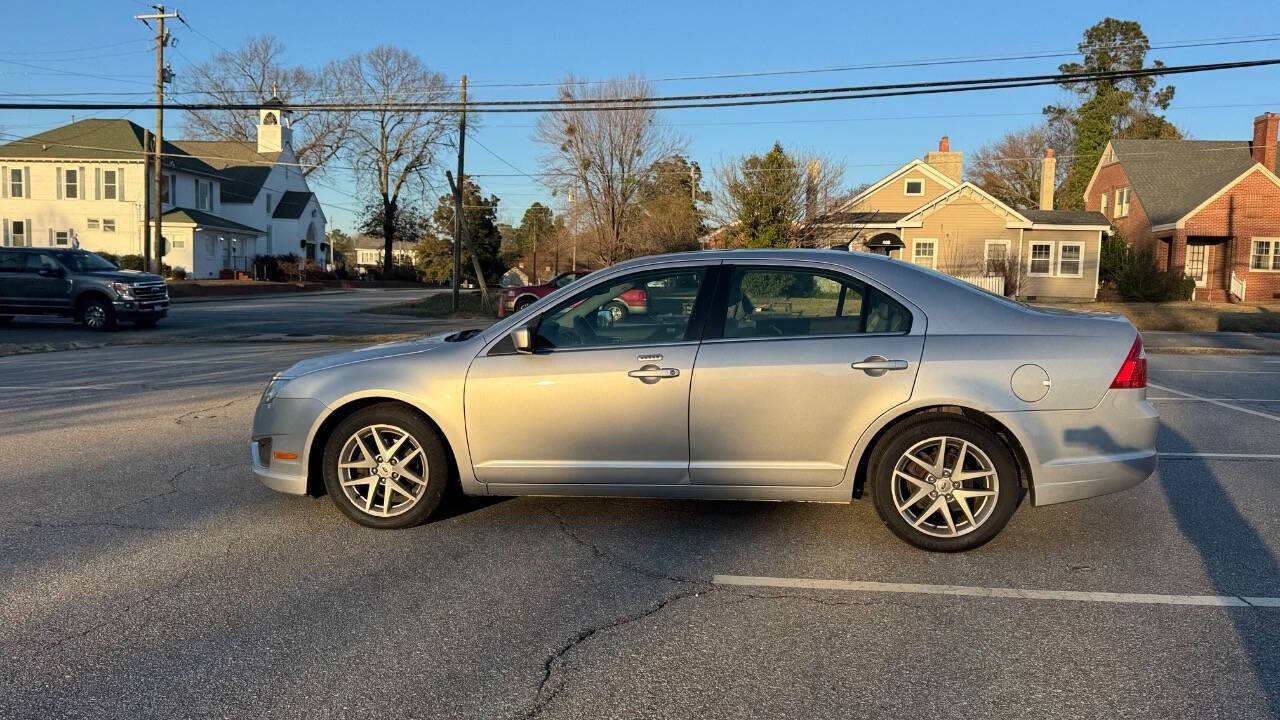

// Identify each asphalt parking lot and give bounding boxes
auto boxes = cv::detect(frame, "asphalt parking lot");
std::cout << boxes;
[2,343,1279,718]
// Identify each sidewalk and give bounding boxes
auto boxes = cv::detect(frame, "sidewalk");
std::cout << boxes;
[1143,331,1280,354]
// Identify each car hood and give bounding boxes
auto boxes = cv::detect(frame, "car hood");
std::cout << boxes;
[81,270,165,284]
[277,332,457,379]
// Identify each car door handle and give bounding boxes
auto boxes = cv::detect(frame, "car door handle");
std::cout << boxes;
[628,367,679,379]
[851,356,909,375]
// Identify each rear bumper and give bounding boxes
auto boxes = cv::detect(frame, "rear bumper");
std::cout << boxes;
[991,389,1159,507]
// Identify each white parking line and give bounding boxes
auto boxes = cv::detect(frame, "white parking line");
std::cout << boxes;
[1160,453,1280,460]
[1149,397,1280,402]
[1148,383,1280,422]
[0,384,121,391]
[712,576,1280,608]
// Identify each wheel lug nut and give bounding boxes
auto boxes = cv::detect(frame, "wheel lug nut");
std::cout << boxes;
[390,459,397,465]
[392,473,399,479]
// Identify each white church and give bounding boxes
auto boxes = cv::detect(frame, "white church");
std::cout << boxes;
[0,97,327,278]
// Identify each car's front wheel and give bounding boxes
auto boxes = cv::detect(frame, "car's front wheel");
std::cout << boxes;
[870,415,1020,552]
[322,403,448,529]
[79,297,116,331]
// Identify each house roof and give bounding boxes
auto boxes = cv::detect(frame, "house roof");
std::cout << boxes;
[812,211,908,225]
[0,119,222,177]
[1020,209,1110,226]
[161,207,262,233]
[272,190,315,219]
[1108,139,1256,226]
[169,140,282,204]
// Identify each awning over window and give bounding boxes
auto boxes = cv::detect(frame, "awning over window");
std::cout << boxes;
[865,233,905,251]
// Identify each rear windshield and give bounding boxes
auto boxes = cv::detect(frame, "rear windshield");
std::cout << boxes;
[58,251,118,272]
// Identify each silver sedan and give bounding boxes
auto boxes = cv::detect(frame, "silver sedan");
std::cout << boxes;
[251,249,1157,551]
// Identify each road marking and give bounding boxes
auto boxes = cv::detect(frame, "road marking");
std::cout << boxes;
[0,384,121,391]
[1149,397,1280,402]
[1148,383,1280,422]
[1160,452,1280,460]
[1153,369,1280,374]
[712,575,1280,608]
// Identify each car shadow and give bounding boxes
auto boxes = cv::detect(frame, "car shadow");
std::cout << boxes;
[1158,425,1280,716]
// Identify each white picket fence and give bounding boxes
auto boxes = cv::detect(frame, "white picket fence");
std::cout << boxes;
[954,274,1006,296]
[1230,271,1247,301]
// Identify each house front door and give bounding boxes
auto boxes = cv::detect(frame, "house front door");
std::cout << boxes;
[1186,243,1207,287]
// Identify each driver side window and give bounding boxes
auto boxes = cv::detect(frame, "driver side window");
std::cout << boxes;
[535,267,707,350]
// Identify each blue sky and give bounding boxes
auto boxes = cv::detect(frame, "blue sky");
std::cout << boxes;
[2,0,1279,232]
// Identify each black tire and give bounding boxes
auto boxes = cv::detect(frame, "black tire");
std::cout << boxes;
[133,317,161,328]
[322,402,448,529]
[79,297,117,331]
[869,414,1020,552]
[514,297,535,311]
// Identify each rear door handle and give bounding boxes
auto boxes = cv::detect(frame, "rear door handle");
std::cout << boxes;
[851,356,909,376]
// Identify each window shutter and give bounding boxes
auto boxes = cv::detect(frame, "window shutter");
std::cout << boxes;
[2,219,9,245]
[23,168,30,198]
[56,167,63,199]
[118,167,125,201]
[1,166,7,199]
[26,219,32,246]
[80,167,87,200]
[95,168,102,200]
[48,228,53,246]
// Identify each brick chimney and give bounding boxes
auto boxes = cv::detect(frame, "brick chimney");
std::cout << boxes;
[1039,149,1056,210]
[924,135,963,182]
[1253,112,1278,173]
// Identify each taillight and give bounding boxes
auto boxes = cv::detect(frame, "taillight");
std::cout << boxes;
[1110,334,1147,389]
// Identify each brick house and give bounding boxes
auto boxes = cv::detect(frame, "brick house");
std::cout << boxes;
[1083,112,1280,301]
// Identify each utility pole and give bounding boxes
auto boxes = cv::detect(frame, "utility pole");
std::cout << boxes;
[136,5,179,275]
[451,75,466,310]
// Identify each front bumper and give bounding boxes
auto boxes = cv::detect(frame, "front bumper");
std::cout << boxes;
[251,397,329,495]
[114,297,169,320]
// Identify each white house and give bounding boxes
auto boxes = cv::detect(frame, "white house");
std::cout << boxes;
[352,234,416,276]
[0,97,326,279]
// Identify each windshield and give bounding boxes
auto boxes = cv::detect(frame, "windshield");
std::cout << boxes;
[59,251,119,273]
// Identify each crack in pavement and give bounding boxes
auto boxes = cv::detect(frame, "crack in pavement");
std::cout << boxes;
[518,586,708,720]
[542,503,703,586]
[110,461,246,512]
[174,393,259,425]
[7,519,170,532]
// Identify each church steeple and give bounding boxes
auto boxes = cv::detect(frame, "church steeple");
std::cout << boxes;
[257,87,292,153]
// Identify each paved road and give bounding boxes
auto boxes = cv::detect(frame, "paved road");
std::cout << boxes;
[2,345,1279,718]
[0,288,487,346]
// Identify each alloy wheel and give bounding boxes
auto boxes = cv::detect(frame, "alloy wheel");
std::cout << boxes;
[336,423,429,518]
[891,435,999,538]
[83,304,108,329]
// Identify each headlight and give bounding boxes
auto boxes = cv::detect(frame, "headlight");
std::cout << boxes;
[111,282,135,298]
[260,376,290,405]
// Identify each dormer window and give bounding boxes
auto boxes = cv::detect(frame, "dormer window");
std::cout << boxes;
[904,179,925,196]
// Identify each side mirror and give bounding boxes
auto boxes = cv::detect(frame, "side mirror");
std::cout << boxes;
[511,324,535,354]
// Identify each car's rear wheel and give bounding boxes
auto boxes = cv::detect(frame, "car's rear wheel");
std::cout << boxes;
[870,416,1020,552]
[322,403,448,529]
[605,300,628,322]
[79,297,117,331]
[514,296,535,311]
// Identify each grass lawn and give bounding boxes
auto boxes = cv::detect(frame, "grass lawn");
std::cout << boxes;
[364,290,501,319]
[1039,301,1280,332]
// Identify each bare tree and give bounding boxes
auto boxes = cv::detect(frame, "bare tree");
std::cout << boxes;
[180,35,349,175]
[337,46,455,277]
[965,124,1069,210]
[535,76,683,266]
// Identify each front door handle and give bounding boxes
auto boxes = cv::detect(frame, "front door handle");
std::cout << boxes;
[628,365,680,384]
[851,356,909,377]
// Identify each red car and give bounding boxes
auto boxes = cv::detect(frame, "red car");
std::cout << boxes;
[498,271,647,320]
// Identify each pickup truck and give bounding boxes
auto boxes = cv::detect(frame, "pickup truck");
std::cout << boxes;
[0,247,169,330]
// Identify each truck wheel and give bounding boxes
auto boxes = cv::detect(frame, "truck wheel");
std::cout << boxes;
[79,297,117,331]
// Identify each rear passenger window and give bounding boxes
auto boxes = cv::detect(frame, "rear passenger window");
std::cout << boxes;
[0,251,24,272]
[723,267,910,339]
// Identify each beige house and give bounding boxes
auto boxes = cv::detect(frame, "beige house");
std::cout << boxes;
[812,137,1110,301]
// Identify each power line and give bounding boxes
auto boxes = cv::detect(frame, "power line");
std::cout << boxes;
[1,58,1275,113]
